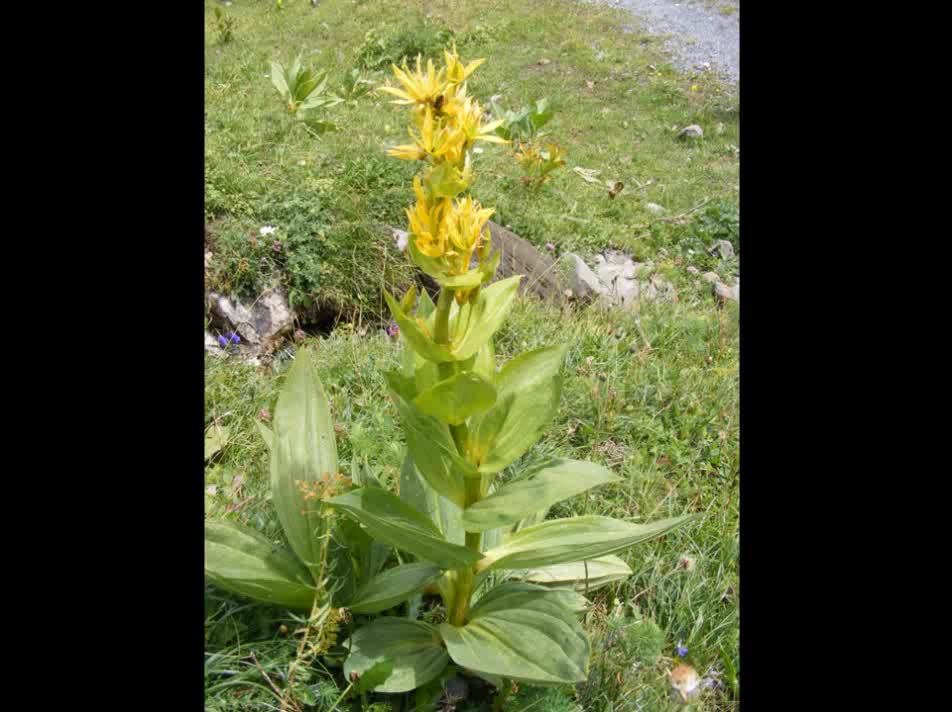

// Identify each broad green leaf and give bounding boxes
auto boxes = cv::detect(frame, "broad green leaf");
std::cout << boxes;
[353,660,395,695]
[270,62,289,99]
[271,349,338,578]
[463,459,619,532]
[204,521,316,610]
[515,555,633,593]
[468,344,568,474]
[514,506,550,533]
[439,583,589,685]
[334,516,389,584]
[349,563,444,614]
[417,289,437,317]
[399,454,465,546]
[401,292,441,391]
[414,372,497,426]
[477,515,695,572]
[478,249,501,284]
[427,161,470,200]
[301,95,341,112]
[302,119,338,135]
[473,340,496,385]
[325,528,359,607]
[386,371,473,505]
[448,276,521,361]
[352,456,384,489]
[288,54,302,85]
[296,69,327,103]
[256,422,273,452]
[438,269,484,288]
[384,291,454,363]
[205,425,229,461]
[325,488,481,569]
[344,618,449,693]
[530,99,554,131]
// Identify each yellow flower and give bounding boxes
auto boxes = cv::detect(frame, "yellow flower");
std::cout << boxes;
[443,195,494,273]
[389,107,467,163]
[406,175,452,257]
[455,97,508,146]
[444,44,485,85]
[387,142,427,161]
[380,55,447,107]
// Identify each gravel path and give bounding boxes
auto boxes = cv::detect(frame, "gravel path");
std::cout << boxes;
[596,0,739,84]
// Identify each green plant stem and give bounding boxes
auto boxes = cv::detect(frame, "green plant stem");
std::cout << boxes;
[325,681,356,712]
[432,285,484,626]
[492,680,512,711]
[448,566,474,626]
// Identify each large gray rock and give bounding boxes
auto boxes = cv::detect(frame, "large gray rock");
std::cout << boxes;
[206,286,294,353]
[678,124,704,139]
[712,281,739,305]
[560,252,609,299]
[204,331,224,357]
[593,251,677,307]
[712,239,734,260]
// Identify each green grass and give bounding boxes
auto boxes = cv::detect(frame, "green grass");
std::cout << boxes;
[205,1,738,709]
[205,298,739,710]
[204,0,738,315]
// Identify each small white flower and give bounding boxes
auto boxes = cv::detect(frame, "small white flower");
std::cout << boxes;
[298,160,307,166]
[473,147,484,154]
[393,229,409,252]
[205,485,218,497]
[260,225,277,237]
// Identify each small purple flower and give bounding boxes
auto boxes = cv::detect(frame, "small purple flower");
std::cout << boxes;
[675,642,688,658]
[218,335,228,348]
[545,242,556,252]
[229,332,240,344]
[387,323,400,338]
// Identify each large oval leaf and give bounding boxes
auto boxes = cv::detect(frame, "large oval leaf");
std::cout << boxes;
[204,521,316,610]
[385,290,454,363]
[514,555,633,593]
[345,618,449,693]
[386,371,473,505]
[477,515,695,572]
[463,459,620,532]
[325,488,481,570]
[467,344,568,474]
[270,61,289,99]
[414,371,497,426]
[270,349,338,579]
[399,454,465,546]
[349,563,444,614]
[439,583,589,685]
[448,276,521,361]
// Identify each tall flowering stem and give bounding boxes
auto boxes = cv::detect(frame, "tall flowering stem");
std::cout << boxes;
[383,47,508,306]
[382,47,509,624]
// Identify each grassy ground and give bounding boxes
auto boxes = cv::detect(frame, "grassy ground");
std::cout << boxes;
[204,0,738,315]
[205,1,738,709]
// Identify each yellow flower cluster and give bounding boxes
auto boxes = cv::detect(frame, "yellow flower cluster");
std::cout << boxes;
[383,47,506,287]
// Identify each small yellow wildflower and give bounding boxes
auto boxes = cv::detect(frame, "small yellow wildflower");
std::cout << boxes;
[380,56,447,107]
[406,176,453,257]
[444,44,485,86]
